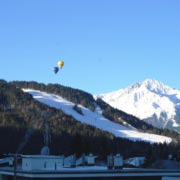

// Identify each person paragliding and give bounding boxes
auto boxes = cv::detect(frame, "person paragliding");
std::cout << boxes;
[54,60,64,74]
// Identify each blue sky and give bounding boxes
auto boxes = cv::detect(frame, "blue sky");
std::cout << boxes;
[0,0,180,94]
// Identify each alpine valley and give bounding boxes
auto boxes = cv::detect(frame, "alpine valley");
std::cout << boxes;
[96,79,180,133]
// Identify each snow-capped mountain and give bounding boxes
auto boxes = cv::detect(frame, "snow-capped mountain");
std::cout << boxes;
[23,89,172,144]
[96,79,180,132]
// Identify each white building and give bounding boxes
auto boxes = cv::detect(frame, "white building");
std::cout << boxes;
[22,155,64,171]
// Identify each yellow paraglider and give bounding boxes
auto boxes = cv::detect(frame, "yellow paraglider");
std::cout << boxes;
[57,61,64,68]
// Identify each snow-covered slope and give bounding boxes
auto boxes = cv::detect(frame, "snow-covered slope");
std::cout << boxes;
[23,89,172,144]
[96,79,180,132]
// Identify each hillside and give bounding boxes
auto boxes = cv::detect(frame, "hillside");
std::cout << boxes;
[0,79,180,162]
[0,79,113,155]
[23,89,171,144]
[10,81,162,133]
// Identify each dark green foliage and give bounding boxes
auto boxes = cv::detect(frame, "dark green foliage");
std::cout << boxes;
[73,104,83,115]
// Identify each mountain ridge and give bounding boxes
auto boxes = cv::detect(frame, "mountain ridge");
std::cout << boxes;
[96,79,180,132]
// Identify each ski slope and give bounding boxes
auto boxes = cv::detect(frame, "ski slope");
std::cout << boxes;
[23,89,172,144]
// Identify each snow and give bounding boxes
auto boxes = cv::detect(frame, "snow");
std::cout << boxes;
[23,89,172,144]
[96,79,180,130]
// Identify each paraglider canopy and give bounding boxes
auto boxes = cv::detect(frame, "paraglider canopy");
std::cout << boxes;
[57,61,64,68]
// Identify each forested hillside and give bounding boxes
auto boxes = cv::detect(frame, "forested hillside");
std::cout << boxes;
[10,81,160,132]
[11,81,96,111]
[0,79,113,155]
[0,79,180,165]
